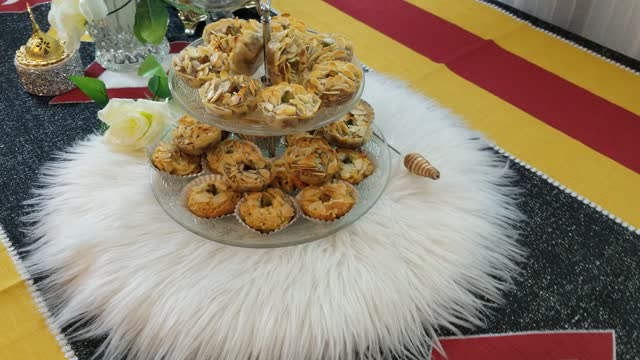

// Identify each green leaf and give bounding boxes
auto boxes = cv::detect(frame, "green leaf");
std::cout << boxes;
[162,0,207,15]
[69,76,109,107]
[138,55,166,78]
[134,0,169,45]
[148,75,171,99]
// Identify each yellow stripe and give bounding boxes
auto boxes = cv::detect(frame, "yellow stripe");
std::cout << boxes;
[0,244,66,359]
[407,0,640,116]
[406,0,525,40]
[496,27,640,116]
[272,0,443,80]
[274,0,640,227]
[415,70,640,227]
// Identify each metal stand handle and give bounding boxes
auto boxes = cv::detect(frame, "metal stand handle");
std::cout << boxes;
[256,1,272,86]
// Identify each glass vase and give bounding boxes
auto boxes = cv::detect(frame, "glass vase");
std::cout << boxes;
[87,0,170,72]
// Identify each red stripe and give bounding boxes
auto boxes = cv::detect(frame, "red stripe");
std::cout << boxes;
[85,62,106,78]
[50,87,150,104]
[170,41,190,53]
[448,42,640,172]
[326,0,640,173]
[431,331,614,360]
[326,0,484,63]
[51,41,187,104]
[0,0,49,13]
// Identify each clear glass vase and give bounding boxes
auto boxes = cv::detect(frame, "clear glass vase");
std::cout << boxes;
[87,0,170,72]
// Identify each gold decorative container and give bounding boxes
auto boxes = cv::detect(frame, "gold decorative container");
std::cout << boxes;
[14,4,83,96]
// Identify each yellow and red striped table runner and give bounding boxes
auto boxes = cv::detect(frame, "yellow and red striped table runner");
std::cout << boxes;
[273,0,640,228]
[2,1,639,358]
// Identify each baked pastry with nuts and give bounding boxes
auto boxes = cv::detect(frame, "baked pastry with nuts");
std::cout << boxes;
[297,180,357,221]
[172,115,224,155]
[173,46,229,88]
[283,137,338,186]
[257,83,321,124]
[151,142,202,176]
[237,188,296,233]
[322,99,374,149]
[198,71,261,117]
[206,139,271,192]
[186,175,241,218]
[336,149,374,185]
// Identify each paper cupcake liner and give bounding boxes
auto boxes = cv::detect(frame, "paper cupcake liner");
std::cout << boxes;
[181,174,239,220]
[234,193,300,236]
[295,180,359,224]
[147,127,209,179]
[150,155,209,179]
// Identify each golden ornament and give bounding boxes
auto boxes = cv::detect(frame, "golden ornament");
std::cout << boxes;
[404,153,440,180]
[13,2,84,96]
[15,3,69,67]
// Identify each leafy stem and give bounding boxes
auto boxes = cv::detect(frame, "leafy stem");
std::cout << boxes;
[138,55,172,100]
[69,76,109,107]
[107,0,134,16]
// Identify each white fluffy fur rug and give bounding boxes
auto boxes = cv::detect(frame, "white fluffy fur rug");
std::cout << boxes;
[24,72,524,360]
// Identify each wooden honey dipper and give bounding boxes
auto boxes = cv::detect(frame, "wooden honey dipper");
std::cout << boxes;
[404,153,440,180]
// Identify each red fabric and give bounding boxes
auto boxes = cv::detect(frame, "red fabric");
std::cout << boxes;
[50,41,189,104]
[432,331,615,360]
[170,41,189,53]
[448,41,640,174]
[50,87,152,104]
[326,0,484,63]
[325,0,640,174]
[0,0,49,13]
[84,62,106,78]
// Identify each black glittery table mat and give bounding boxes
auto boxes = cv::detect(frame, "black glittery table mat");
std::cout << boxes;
[1,4,639,359]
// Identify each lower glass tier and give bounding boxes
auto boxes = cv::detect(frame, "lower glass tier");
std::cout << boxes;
[149,126,392,248]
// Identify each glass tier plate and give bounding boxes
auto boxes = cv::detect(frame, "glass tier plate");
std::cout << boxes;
[169,38,366,136]
[149,126,391,248]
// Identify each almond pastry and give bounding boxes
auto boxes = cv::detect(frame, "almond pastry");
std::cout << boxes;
[304,60,363,103]
[172,115,224,155]
[203,18,263,76]
[257,83,321,122]
[186,176,241,218]
[238,188,296,233]
[336,149,374,185]
[307,33,353,65]
[283,137,338,186]
[198,71,261,117]
[297,180,357,221]
[266,28,310,84]
[322,99,374,148]
[173,46,229,88]
[206,139,271,192]
[151,142,202,176]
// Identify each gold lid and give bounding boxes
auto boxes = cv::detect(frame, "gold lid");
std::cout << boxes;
[15,3,69,67]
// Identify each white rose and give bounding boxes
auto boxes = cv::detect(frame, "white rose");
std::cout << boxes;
[98,99,170,152]
[78,0,109,21]
[48,0,108,51]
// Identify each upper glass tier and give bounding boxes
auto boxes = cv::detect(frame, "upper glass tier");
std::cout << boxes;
[168,38,365,136]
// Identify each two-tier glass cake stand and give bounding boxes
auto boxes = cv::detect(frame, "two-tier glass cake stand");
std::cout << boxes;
[149,8,392,248]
